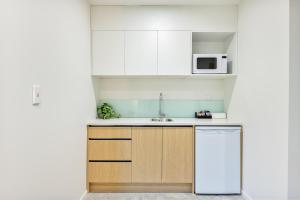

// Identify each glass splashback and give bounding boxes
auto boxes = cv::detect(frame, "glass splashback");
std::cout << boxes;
[98,99,224,118]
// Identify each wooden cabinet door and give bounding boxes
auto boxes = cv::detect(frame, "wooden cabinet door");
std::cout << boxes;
[92,31,125,75]
[125,31,158,75]
[158,31,192,75]
[162,127,193,183]
[132,127,163,183]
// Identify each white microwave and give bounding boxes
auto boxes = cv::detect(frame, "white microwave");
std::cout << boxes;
[193,54,228,74]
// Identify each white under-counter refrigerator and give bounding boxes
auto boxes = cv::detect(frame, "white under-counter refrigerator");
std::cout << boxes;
[195,126,241,194]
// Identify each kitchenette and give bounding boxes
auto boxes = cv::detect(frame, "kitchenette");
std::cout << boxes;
[85,4,243,195]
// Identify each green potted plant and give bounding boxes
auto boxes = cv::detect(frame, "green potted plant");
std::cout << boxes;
[97,103,120,119]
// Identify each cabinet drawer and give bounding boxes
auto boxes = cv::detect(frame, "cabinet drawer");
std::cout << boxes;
[88,140,131,161]
[88,162,132,183]
[88,127,131,139]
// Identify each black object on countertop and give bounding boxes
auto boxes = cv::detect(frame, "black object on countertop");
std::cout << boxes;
[195,111,212,119]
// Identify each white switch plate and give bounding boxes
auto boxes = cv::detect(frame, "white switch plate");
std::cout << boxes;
[32,85,41,105]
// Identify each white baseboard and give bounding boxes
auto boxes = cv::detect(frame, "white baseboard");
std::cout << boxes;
[242,190,253,200]
[79,190,87,200]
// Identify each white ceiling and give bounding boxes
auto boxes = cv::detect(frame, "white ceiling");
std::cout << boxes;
[89,0,240,6]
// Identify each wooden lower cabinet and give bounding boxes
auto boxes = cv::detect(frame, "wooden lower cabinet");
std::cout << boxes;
[87,126,193,192]
[132,127,163,183]
[162,127,193,183]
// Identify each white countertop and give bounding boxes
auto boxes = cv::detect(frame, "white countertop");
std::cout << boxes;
[87,118,242,126]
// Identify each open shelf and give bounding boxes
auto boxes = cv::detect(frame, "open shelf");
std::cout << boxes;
[92,74,237,80]
[192,32,238,75]
[188,74,237,80]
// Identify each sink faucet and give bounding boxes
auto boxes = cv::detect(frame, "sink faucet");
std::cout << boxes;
[159,92,166,118]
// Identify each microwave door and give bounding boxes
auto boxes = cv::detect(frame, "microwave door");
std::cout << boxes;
[197,57,217,70]
[196,57,219,73]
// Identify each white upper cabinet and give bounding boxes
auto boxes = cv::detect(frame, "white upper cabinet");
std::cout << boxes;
[158,31,192,75]
[125,31,158,75]
[92,31,125,75]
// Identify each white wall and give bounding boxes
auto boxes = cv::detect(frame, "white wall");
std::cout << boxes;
[288,0,300,199]
[91,5,238,31]
[226,0,290,199]
[0,0,96,200]
[93,78,225,100]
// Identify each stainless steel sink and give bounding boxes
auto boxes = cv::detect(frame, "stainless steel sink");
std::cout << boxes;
[151,118,173,122]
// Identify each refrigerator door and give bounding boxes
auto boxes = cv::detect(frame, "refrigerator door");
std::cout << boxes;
[195,126,241,194]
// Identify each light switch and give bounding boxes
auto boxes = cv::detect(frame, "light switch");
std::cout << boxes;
[32,85,41,105]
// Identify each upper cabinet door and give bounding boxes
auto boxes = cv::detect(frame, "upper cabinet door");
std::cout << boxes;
[92,31,125,75]
[125,31,157,75]
[158,31,192,75]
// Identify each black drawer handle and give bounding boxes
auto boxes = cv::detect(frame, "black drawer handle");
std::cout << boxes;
[89,138,131,140]
[89,160,132,162]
